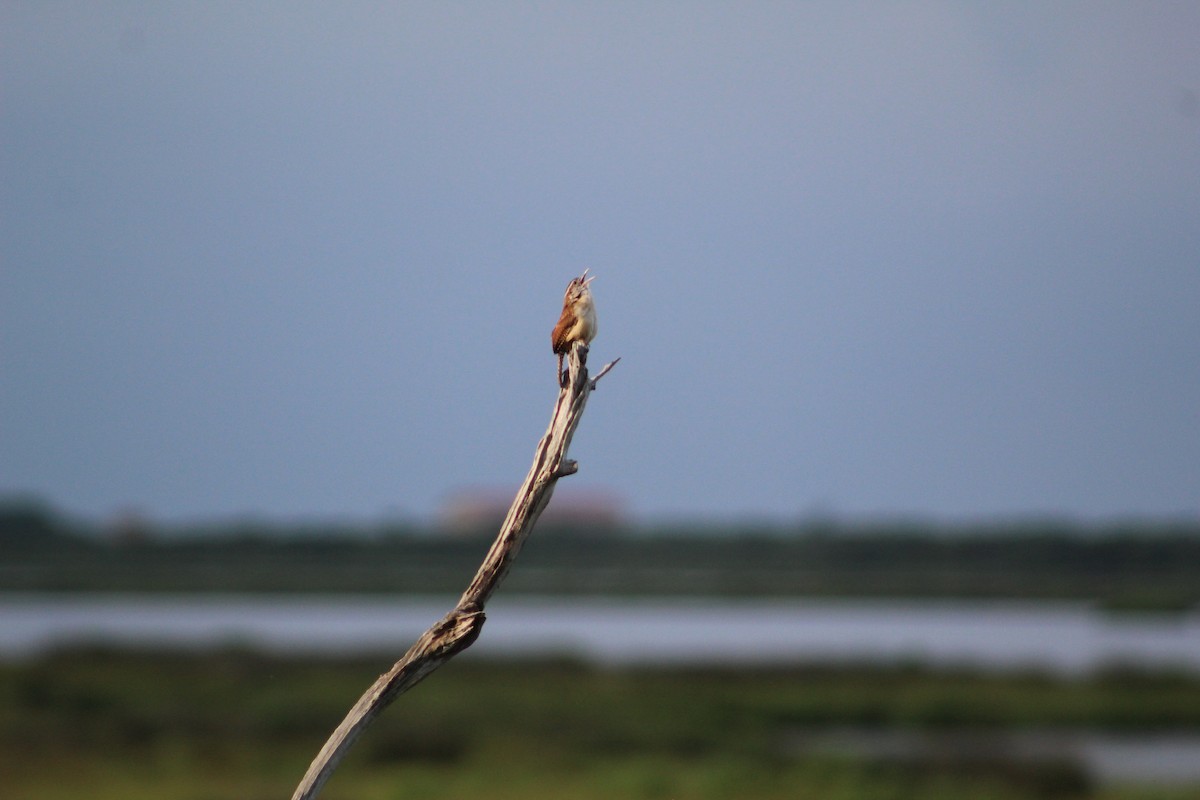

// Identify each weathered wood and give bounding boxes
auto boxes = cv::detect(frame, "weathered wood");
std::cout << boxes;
[291,341,618,800]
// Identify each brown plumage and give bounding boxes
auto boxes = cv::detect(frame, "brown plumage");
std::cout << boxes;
[551,269,597,386]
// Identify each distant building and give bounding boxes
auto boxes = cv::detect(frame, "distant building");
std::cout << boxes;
[439,487,625,537]
[106,508,152,545]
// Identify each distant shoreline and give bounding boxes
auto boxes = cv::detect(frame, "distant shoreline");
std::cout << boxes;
[4,501,1200,610]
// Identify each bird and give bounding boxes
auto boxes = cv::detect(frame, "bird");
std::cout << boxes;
[551,269,597,387]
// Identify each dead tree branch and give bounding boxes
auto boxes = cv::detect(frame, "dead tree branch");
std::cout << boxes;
[291,341,618,800]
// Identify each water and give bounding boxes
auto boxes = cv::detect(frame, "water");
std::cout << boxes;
[4,593,1199,784]
[790,728,1200,784]
[2,593,1197,673]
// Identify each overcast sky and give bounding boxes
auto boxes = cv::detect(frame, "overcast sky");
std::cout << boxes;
[3,2,1198,526]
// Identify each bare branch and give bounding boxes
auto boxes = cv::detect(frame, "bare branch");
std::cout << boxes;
[590,357,621,387]
[291,341,617,800]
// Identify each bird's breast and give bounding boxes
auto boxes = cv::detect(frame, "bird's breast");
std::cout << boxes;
[579,297,597,341]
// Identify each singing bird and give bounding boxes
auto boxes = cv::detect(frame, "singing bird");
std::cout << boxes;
[551,269,597,387]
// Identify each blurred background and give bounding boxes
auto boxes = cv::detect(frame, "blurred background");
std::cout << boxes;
[3,3,1199,799]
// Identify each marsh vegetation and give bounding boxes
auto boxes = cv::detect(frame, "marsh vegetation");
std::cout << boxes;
[4,648,1200,800]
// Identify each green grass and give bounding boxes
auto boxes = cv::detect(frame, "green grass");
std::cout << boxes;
[3,648,1200,799]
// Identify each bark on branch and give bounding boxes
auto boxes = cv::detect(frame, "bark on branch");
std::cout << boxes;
[291,342,618,800]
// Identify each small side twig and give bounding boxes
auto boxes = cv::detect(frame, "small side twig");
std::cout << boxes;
[291,341,617,800]
[590,356,620,387]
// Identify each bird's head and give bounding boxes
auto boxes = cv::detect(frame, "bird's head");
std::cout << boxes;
[564,269,595,304]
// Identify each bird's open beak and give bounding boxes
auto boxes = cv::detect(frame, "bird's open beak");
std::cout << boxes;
[581,268,595,286]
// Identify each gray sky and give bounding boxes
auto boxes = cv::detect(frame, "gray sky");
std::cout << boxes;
[3,2,1199,525]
